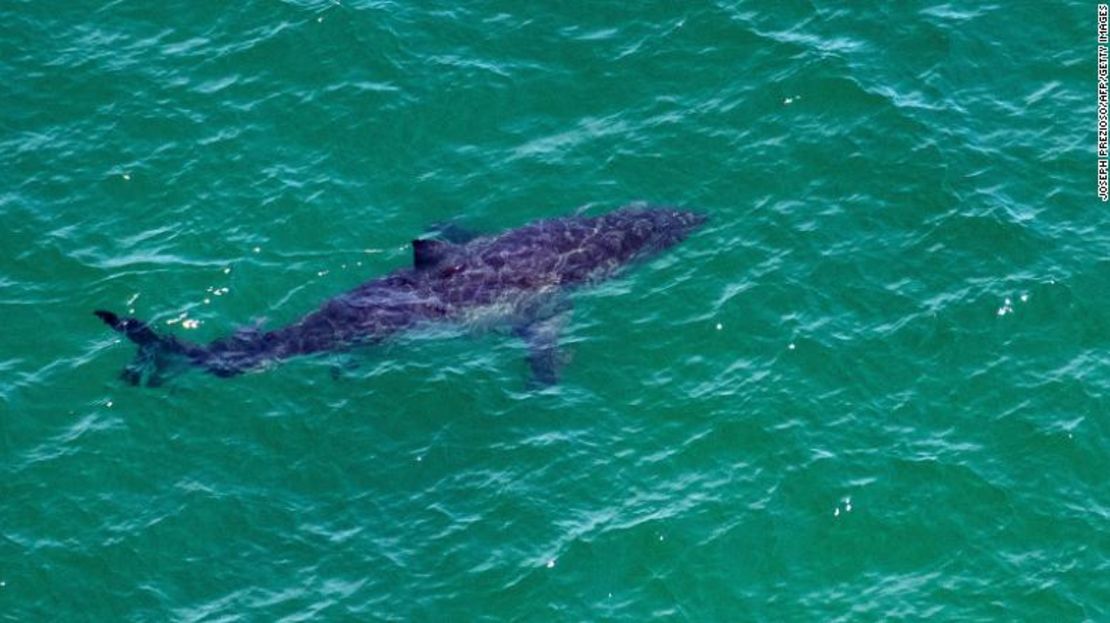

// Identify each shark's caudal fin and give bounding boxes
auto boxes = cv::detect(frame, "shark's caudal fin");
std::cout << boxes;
[94,310,201,386]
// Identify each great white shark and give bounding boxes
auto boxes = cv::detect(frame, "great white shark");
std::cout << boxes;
[95,205,707,386]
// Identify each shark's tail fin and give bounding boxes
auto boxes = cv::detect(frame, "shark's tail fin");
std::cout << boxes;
[94,310,201,386]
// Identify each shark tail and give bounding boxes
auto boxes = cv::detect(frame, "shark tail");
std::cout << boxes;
[94,310,204,386]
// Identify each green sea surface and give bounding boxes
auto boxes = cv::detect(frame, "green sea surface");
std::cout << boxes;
[2,1,1106,621]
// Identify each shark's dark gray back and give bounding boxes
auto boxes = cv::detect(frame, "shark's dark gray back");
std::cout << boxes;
[417,207,707,303]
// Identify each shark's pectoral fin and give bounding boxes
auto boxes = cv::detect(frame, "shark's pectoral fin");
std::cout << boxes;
[526,343,563,387]
[514,310,572,387]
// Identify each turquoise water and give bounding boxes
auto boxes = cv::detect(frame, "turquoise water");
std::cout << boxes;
[2,1,1106,620]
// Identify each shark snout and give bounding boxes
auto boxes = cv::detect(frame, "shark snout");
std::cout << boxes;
[657,208,708,237]
[678,210,708,230]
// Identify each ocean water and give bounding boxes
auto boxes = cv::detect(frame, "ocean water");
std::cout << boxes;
[2,1,1106,620]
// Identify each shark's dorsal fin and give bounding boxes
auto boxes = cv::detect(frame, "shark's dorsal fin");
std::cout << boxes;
[412,239,452,270]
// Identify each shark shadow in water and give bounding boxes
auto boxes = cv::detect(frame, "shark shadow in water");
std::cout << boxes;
[94,205,707,386]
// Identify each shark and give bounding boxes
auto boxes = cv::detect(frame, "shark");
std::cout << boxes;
[94,205,707,386]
